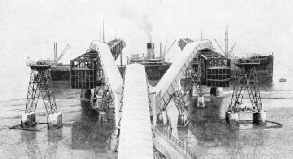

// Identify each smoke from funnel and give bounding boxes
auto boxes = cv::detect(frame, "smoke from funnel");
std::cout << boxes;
[140,14,153,42]
[119,3,153,42]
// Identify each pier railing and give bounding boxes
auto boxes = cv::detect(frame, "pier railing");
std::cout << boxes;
[155,126,197,159]
[153,139,171,159]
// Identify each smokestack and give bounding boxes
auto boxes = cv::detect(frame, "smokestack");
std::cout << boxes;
[147,43,154,59]
[54,43,57,66]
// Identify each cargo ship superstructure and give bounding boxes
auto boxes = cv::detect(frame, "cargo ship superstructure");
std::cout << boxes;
[216,25,274,83]
[231,53,274,83]
[118,42,171,86]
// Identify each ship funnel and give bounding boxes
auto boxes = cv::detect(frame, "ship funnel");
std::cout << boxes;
[147,43,155,59]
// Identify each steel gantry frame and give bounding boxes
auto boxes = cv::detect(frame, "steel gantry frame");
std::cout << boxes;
[228,67,262,113]
[155,40,214,130]
[183,53,204,97]
[70,39,125,104]
[25,64,58,115]
[107,38,126,61]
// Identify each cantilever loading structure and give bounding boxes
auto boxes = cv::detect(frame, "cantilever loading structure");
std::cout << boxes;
[90,41,124,128]
[153,40,214,122]
[67,39,222,158]
[118,64,153,159]
[70,39,125,127]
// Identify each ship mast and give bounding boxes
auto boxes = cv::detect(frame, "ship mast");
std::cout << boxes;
[103,19,105,43]
[225,24,229,57]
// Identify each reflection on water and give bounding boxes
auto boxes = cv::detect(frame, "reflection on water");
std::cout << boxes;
[21,127,62,158]
[21,131,40,159]
[179,96,268,158]
[47,129,62,158]
[71,101,115,151]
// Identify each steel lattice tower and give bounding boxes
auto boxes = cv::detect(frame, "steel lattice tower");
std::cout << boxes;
[228,67,262,113]
[25,64,58,115]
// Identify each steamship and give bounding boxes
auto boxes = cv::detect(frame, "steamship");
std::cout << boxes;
[118,43,171,86]
[230,53,274,83]
[54,39,232,94]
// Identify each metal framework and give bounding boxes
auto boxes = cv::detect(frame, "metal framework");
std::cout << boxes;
[70,50,102,89]
[228,67,262,113]
[145,72,153,112]
[70,39,125,103]
[107,38,126,61]
[99,85,114,112]
[183,54,204,97]
[25,64,57,115]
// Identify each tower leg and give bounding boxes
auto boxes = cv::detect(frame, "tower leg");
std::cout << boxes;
[81,89,92,100]
[216,87,223,96]
[178,110,188,126]
[48,112,63,129]
[210,87,217,96]
[98,111,107,124]
[197,96,205,107]
[22,69,40,128]
[21,112,36,128]
[253,111,266,125]
[225,111,240,127]
[158,111,168,125]
[92,87,97,103]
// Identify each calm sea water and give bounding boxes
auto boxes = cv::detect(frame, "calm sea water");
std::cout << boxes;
[0,82,117,159]
[176,74,293,159]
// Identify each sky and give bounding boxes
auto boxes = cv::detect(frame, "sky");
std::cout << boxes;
[1,0,293,100]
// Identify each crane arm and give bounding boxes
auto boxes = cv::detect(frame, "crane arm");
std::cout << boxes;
[57,44,71,62]
[214,39,225,55]
[229,43,237,55]
[163,40,176,57]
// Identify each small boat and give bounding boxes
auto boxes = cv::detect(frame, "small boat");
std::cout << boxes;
[279,77,287,82]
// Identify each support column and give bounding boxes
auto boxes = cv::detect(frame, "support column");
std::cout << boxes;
[80,88,92,100]
[114,92,122,129]
[99,111,107,124]
[162,111,168,125]
[197,96,205,107]
[216,87,223,96]
[178,110,188,126]
[48,112,63,129]
[150,93,156,127]
[225,111,240,127]
[253,111,266,125]
[210,87,217,96]
[21,112,36,128]
[210,87,224,96]
[92,88,97,103]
